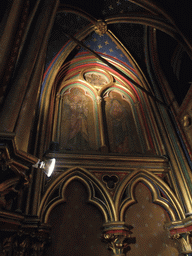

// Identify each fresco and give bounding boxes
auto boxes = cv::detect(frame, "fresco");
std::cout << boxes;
[59,87,98,151]
[104,90,142,154]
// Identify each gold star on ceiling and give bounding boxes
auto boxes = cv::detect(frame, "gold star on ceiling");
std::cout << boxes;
[93,38,97,42]
[109,48,113,52]
[98,44,102,49]
[120,54,124,57]
[105,40,109,45]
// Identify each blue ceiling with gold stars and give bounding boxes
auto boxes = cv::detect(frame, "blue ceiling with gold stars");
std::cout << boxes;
[77,32,133,68]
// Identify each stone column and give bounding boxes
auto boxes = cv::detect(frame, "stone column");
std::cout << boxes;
[96,96,108,153]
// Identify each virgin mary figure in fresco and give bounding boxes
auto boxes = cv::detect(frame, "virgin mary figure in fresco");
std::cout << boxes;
[105,92,141,154]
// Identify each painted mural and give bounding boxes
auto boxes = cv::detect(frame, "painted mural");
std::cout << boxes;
[59,87,98,151]
[104,90,142,154]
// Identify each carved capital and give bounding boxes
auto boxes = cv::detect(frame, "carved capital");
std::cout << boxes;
[171,233,192,254]
[101,222,135,255]
[166,216,192,254]
[101,233,131,255]
[96,96,102,104]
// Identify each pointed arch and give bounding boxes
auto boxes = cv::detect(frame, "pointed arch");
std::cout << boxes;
[114,169,185,222]
[53,80,101,150]
[38,167,117,223]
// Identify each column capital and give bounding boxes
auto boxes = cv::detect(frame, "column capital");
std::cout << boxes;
[165,216,192,255]
[101,222,135,256]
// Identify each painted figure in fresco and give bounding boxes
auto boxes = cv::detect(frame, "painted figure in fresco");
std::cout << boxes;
[62,88,91,151]
[106,94,141,154]
[109,99,130,153]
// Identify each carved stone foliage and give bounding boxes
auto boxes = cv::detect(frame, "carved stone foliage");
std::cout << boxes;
[101,230,135,256]
[13,230,49,256]
[171,233,192,255]
[1,227,50,256]
[101,223,135,256]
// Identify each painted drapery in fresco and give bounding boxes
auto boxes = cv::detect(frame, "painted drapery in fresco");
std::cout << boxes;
[59,87,98,151]
[104,90,142,154]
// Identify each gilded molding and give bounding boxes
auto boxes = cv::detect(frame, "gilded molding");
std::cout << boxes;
[113,169,185,221]
[38,167,117,223]
[46,152,170,173]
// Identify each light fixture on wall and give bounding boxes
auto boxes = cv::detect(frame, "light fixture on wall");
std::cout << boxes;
[32,142,59,177]
[32,158,56,177]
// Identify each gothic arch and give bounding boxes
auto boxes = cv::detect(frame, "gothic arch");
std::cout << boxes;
[38,167,116,223]
[114,169,185,222]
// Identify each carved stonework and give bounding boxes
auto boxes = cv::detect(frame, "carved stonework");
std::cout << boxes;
[0,138,32,210]
[13,230,49,256]
[2,236,13,256]
[101,232,133,255]
[0,177,20,208]
[101,223,135,256]
[94,20,107,36]
[0,215,51,256]
[166,216,192,254]
[102,175,119,190]
[171,233,192,255]
[182,114,191,127]
[1,228,50,256]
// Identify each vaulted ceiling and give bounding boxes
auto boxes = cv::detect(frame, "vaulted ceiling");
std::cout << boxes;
[44,0,192,107]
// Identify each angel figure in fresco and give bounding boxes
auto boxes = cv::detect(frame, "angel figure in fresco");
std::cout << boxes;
[105,92,141,154]
[60,88,92,151]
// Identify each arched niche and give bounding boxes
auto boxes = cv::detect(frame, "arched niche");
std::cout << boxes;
[40,29,166,157]
[114,170,185,222]
[54,84,100,152]
[103,88,144,154]
[44,179,110,256]
[38,167,116,223]
[124,182,179,255]
[52,76,162,155]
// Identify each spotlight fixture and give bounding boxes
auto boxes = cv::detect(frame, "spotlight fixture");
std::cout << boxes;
[32,158,56,177]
